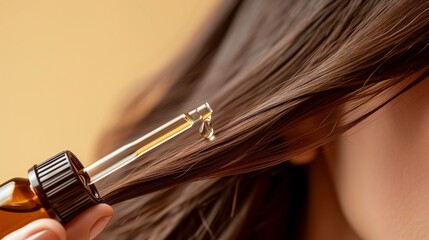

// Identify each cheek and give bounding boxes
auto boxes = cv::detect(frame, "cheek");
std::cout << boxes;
[329,81,429,239]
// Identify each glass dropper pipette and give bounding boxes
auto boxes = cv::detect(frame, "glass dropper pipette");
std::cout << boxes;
[0,102,214,235]
[79,102,214,199]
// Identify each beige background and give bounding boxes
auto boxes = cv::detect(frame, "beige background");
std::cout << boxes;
[0,1,218,182]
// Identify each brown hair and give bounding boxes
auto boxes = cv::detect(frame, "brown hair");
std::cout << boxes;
[97,0,429,239]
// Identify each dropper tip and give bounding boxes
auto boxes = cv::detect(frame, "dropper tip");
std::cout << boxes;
[186,102,213,122]
[198,102,213,120]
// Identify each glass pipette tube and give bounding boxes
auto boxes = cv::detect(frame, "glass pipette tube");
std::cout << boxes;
[80,103,214,189]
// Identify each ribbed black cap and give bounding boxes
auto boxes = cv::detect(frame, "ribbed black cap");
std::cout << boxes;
[28,151,101,224]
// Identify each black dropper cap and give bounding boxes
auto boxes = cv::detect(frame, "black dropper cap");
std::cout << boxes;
[28,151,101,224]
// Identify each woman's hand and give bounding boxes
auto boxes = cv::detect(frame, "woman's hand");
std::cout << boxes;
[3,204,113,240]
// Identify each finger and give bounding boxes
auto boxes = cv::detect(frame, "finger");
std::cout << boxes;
[3,218,66,240]
[65,203,113,240]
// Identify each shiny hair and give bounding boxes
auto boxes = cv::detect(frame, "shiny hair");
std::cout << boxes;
[97,0,429,238]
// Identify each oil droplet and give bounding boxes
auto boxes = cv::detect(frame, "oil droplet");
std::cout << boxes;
[199,117,215,141]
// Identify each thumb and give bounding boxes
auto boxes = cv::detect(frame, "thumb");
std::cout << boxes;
[65,204,113,240]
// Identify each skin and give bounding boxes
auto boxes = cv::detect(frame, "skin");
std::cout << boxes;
[2,204,113,240]
[298,79,429,240]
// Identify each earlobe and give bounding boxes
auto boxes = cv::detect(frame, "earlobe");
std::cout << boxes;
[282,112,337,165]
[289,149,318,165]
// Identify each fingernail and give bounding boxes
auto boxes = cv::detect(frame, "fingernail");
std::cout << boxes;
[25,230,59,240]
[89,216,112,240]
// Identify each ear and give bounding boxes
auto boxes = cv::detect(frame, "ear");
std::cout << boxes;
[282,116,327,165]
[288,148,318,165]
